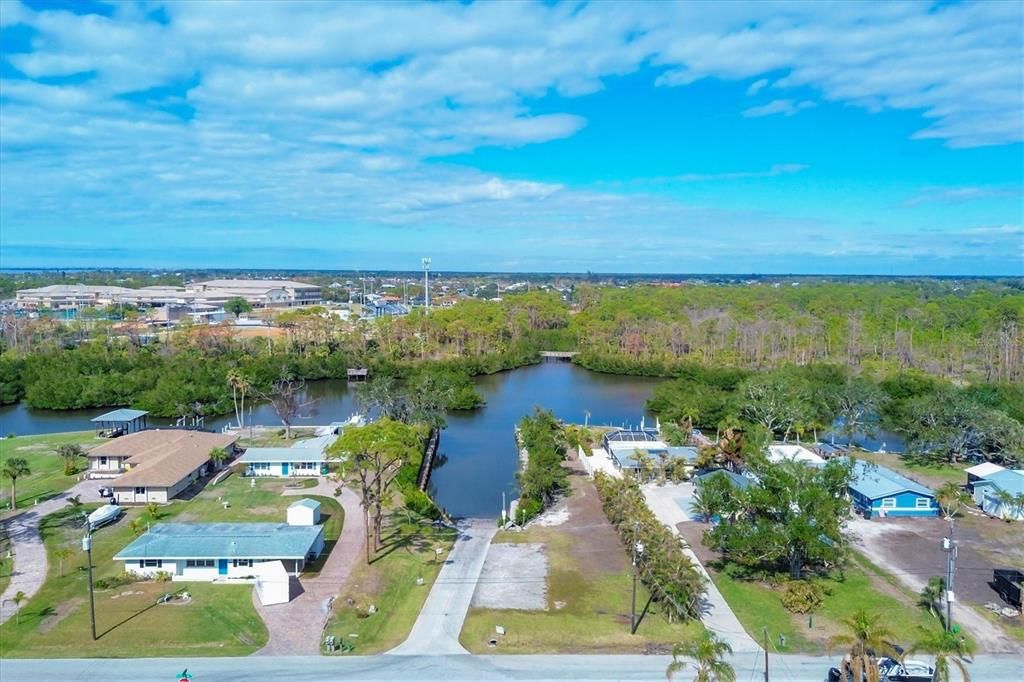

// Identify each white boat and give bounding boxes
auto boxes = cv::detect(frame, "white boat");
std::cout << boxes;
[88,503,123,531]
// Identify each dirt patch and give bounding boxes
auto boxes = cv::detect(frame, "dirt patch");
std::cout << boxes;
[245,506,281,516]
[559,466,631,577]
[38,597,83,634]
[473,543,548,610]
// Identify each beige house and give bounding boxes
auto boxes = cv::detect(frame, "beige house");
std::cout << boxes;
[88,430,237,504]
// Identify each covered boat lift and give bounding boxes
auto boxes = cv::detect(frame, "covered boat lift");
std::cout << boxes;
[91,408,149,438]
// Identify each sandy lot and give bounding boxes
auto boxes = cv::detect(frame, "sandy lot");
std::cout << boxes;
[472,542,549,610]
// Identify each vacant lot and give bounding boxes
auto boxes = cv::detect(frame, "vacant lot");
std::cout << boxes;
[461,465,703,654]
[0,431,105,510]
[472,542,548,610]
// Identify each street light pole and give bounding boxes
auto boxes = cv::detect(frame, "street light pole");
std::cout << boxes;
[82,530,97,640]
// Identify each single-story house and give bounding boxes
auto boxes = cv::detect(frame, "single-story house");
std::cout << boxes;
[694,469,752,491]
[87,430,237,504]
[287,498,321,526]
[601,429,696,476]
[965,462,1006,491]
[971,469,1024,521]
[849,460,938,518]
[767,444,826,467]
[238,434,338,477]
[114,521,325,580]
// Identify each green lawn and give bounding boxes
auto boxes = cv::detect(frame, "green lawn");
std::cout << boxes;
[460,527,704,654]
[0,526,12,596]
[322,514,457,654]
[171,475,297,522]
[0,431,105,510]
[0,505,267,657]
[235,427,318,449]
[710,552,949,654]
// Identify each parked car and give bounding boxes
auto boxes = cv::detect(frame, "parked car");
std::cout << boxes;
[827,657,933,682]
[98,487,113,498]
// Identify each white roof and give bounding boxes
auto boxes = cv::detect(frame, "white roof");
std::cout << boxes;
[767,444,826,466]
[965,462,1005,478]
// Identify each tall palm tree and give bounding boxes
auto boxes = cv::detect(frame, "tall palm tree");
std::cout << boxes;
[826,609,901,682]
[666,630,735,681]
[2,457,31,510]
[911,627,974,682]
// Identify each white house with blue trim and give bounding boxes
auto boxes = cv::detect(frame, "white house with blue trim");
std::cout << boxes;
[969,466,1024,521]
[849,460,938,518]
[238,434,338,477]
[114,521,325,580]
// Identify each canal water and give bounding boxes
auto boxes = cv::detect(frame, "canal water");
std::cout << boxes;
[0,362,661,518]
[0,361,905,517]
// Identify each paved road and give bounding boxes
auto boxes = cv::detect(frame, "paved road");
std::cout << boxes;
[387,518,498,656]
[0,478,97,625]
[253,481,366,655]
[642,482,762,653]
[3,653,1022,681]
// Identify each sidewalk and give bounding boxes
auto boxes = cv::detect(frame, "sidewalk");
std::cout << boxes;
[641,482,762,653]
[387,518,498,656]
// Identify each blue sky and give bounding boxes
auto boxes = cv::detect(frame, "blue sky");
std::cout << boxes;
[0,0,1021,274]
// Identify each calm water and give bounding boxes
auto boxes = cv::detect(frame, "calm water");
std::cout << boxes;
[0,362,660,518]
[0,361,904,517]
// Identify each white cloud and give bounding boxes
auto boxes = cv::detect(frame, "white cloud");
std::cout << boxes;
[742,99,817,118]
[904,186,1023,207]
[746,78,769,96]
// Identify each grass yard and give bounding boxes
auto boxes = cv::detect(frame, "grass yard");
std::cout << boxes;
[461,524,703,654]
[0,431,104,510]
[0,526,11,595]
[709,552,949,655]
[0,505,267,657]
[852,450,967,490]
[235,427,318,449]
[322,514,457,654]
[171,475,297,522]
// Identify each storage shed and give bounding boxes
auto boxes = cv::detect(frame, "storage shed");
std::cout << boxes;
[287,498,321,526]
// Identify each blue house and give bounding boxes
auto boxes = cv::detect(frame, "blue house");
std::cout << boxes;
[849,460,938,518]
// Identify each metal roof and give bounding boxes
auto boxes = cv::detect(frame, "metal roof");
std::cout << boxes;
[289,498,321,510]
[91,408,149,423]
[290,435,338,452]
[849,460,934,500]
[964,462,1005,478]
[114,523,323,560]
[974,469,1024,496]
[238,448,327,464]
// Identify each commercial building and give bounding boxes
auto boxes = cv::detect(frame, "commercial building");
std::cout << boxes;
[185,279,321,307]
[15,279,321,310]
[87,429,237,504]
[114,521,325,581]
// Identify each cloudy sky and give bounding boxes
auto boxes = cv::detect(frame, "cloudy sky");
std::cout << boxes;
[0,0,1021,274]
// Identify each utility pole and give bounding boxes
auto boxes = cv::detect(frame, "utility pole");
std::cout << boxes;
[630,522,644,634]
[944,517,957,631]
[82,530,97,641]
[422,257,431,313]
[763,629,770,682]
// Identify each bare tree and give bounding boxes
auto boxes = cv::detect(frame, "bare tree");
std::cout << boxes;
[260,371,316,439]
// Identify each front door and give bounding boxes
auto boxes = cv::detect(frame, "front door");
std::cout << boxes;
[281,462,290,476]
[218,559,228,575]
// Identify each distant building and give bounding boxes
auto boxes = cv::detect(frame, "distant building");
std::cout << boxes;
[848,460,938,518]
[186,279,321,307]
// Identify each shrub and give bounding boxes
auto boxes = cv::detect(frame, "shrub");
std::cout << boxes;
[153,570,173,583]
[404,488,440,520]
[94,571,139,590]
[780,580,824,614]
[516,497,543,523]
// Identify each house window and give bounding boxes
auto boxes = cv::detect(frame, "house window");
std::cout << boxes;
[881,498,897,508]
[99,456,108,466]
[134,486,146,495]
[142,559,162,568]
[252,462,270,471]
[233,559,253,568]
[916,498,932,509]
[186,559,215,568]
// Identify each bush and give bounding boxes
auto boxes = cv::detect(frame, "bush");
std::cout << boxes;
[153,570,173,583]
[516,497,543,524]
[780,580,824,614]
[94,571,139,590]
[403,488,441,520]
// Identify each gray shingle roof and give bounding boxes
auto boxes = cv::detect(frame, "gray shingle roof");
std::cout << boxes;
[114,523,323,560]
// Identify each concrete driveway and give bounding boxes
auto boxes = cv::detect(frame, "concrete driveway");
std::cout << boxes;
[0,478,100,625]
[253,480,366,655]
[387,518,498,656]
[641,482,761,653]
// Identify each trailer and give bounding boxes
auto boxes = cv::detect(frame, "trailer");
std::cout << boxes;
[993,568,1023,609]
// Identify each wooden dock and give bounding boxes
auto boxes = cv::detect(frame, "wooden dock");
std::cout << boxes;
[539,351,578,360]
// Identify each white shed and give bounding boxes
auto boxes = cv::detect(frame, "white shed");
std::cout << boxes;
[253,560,291,605]
[287,498,321,526]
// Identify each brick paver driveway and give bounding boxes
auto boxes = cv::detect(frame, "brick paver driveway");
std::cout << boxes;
[253,480,365,655]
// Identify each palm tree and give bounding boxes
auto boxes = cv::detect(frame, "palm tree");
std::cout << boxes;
[129,518,146,536]
[911,627,974,682]
[55,547,73,577]
[936,482,970,520]
[666,630,735,681]
[12,590,26,625]
[56,443,86,476]
[827,609,902,682]
[2,457,31,510]
[209,447,229,470]
[144,502,161,521]
[918,576,946,624]
[689,485,723,523]
[226,369,251,429]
